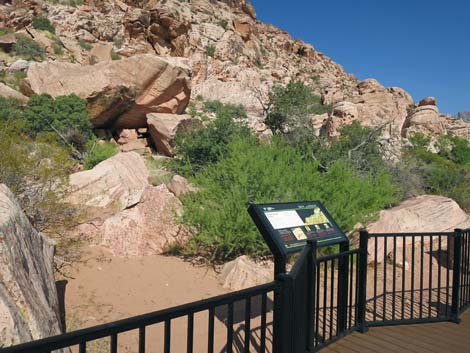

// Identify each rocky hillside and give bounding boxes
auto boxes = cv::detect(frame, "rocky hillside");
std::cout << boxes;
[458,111,470,123]
[0,0,468,152]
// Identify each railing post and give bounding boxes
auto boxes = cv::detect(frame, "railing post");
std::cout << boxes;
[451,229,462,323]
[307,240,317,353]
[273,273,293,353]
[337,241,350,337]
[357,230,369,333]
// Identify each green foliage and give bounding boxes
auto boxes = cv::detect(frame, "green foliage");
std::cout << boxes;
[173,101,250,173]
[78,39,93,51]
[0,96,24,124]
[0,126,76,232]
[181,137,400,262]
[206,44,216,57]
[217,20,228,29]
[404,136,470,210]
[0,70,27,91]
[265,80,331,137]
[32,16,56,34]
[111,50,121,60]
[23,94,94,151]
[11,35,45,61]
[84,141,118,169]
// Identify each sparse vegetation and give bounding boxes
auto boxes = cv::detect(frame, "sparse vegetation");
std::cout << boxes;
[32,16,56,34]
[78,39,93,51]
[11,35,46,61]
[111,50,121,60]
[206,44,216,57]
[83,141,119,170]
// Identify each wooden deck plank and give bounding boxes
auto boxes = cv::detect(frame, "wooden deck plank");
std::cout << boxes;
[321,311,470,353]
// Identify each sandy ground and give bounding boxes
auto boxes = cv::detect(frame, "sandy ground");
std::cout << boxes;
[64,246,228,329]
[63,246,274,353]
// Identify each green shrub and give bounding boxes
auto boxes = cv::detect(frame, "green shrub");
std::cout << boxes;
[0,96,24,124]
[32,16,56,34]
[78,39,93,51]
[217,20,228,29]
[111,50,121,60]
[23,94,94,151]
[11,35,45,61]
[206,44,216,57]
[265,80,331,136]
[173,101,250,173]
[84,141,118,169]
[180,136,400,262]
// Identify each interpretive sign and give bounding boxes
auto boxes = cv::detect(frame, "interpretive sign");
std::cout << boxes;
[248,201,347,256]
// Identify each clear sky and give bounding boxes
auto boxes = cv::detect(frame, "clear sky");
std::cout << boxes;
[251,0,469,115]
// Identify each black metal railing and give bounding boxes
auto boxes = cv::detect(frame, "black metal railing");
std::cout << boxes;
[0,282,275,353]
[364,231,457,326]
[2,228,470,353]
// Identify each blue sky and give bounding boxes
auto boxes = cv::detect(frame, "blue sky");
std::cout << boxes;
[251,0,469,115]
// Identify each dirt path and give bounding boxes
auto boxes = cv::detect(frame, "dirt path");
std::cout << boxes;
[64,246,228,330]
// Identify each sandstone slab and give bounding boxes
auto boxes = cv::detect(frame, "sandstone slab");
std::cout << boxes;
[0,184,63,346]
[147,113,201,156]
[367,195,470,264]
[68,152,149,216]
[100,184,188,257]
[24,54,191,129]
[219,256,273,291]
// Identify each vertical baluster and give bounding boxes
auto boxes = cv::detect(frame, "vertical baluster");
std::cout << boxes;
[139,327,146,353]
[164,320,171,353]
[322,261,327,343]
[446,235,451,317]
[438,236,442,317]
[329,259,335,340]
[411,236,415,319]
[244,297,251,353]
[348,253,353,329]
[187,313,194,353]
[429,236,433,317]
[208,307,215,353]
[419,235,424,319]
[392,236,397,321]
[79,342,86,353]
[401,237,406,320]
[383,237,387,321]
[227,302,234,353]
[110,334,117,353]
[315,263,320,347]
[260,292,267,353]
[373,236,377,322]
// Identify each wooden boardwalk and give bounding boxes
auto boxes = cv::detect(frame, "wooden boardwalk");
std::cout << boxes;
[322,310,470,353]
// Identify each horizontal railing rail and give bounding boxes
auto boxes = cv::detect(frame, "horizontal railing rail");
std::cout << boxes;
[3,229,470,353]
[1,282,275,353]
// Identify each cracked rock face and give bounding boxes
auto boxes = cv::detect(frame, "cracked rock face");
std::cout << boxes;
[0,184,63,346]
[24,54,191,129]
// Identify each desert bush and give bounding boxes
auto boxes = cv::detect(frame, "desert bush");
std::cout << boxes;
[78,39,93,51]
[173,101,250,173]
[265,80,331,136]
[181,136,400,262]
[83,141,118,170]
[32,16,56,34]
[23,94,94,152]
[11,35,46,61]
[206,44,216,57]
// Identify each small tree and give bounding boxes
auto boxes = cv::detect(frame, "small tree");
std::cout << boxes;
[32,16,56,34]
[265,80,331,136]
[11,35,46,61]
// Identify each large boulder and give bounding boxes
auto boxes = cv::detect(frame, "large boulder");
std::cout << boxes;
[219,256,273,291]
[23,54,191,129]
[100,184,188,257]
[68,152,150,217]
[0,184,63,346]
[0,82,28,101]
[147,113,201,156]
[367,195,470,264]
[403,104,446,137]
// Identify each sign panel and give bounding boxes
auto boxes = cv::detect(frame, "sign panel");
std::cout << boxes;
[248,201,347,256]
